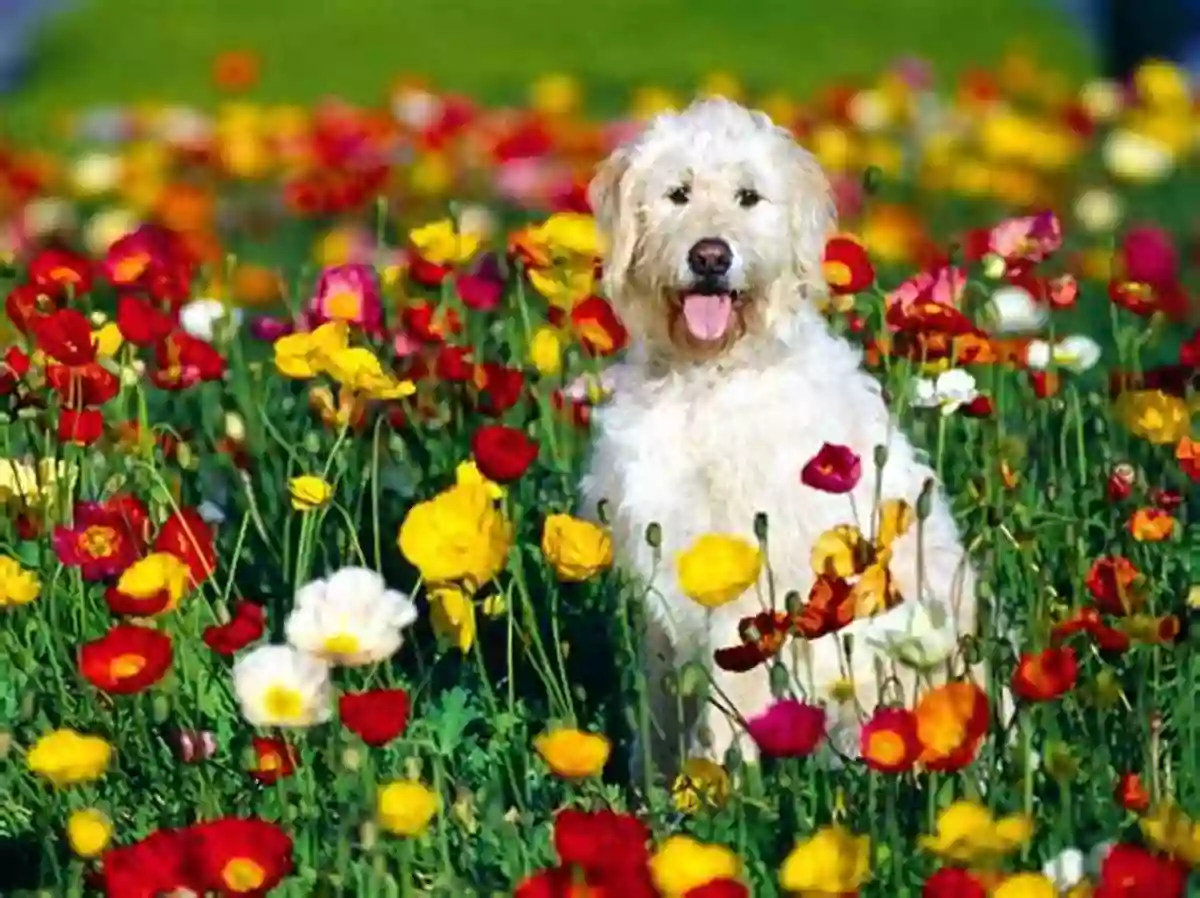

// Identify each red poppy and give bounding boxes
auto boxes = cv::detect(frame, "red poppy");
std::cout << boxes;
[402,302,462,342]
[409,255,451,287]
[1086,556,1142,616]
[1120,224,1177,288]
[823,236,875,294]
[792,576,856,640]
[860,707,922,773]
[1050,607,1132,654]
[116,295,177,347]
[456,272,503,312]
[474,362,526,416]
[1116,771,1152,813]
[100,827,199,898]
[1095,843,1187,898]
[32,308,96,366]
[551,390,592,429]
[1108,279,1190,320]
[0,346,29,394]
[80,625,173,694]
[202,602,265,655]
[46,361,120,408]
[914,681,990,773]
[472,424,539,482]
[5,283,58,333]
[52,498,148,580]
[685,881,749,898]
[800,443,862,494]
[28,247,94,298]
[1107,464,1137,501]
[154,507,217,587]
[436,345,475,382]
[57,408,105,446]
[713,610,791,672]
[571,296,628,357]
[247,736,298,784]
[1012,646,1078,702]
[338,688,412,746]
[553,808,650,882]
[151,330,227,390]
[1150,488,1183,511]
[102,225,191,295]
[923,867,988,898]
[188,817,294,896]
[1180,328,1199,368]
[745,699,826,758]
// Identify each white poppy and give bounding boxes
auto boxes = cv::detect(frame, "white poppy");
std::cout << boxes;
[71,153,124,198]
[987,285,1048,334]
[847,89,890,133]
[1044,847,1087,892]
[1025,335,1101,373]
[1102,129,1174,183]
[232,644,333,728]
[179,299,242,343]
[862,600,958,671]
[911,369,979,416]
[285,567,418,667]
[1074,188,1122,233]
[1079,79,1123,122]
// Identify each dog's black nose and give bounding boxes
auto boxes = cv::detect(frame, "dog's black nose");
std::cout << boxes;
[687,238,733,278]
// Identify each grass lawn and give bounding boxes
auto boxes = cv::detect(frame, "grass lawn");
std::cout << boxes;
[3,0,1094,137]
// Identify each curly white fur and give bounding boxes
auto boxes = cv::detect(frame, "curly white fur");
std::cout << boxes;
[581,98,979,773]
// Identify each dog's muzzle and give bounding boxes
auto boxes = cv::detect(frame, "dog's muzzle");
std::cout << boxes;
[678,237,741,342]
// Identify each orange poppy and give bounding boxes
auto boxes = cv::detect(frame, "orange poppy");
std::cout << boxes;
[914,681,990,772]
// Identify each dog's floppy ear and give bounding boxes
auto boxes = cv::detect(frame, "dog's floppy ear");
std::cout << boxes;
[783,142,837,284]
[588,145,639,295]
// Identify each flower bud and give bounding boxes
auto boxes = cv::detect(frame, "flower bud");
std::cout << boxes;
[678,660,707,698]
[769,662,790,698]
[873,443,888,469]
[597,498,610,526]
[784,590,804,616]
[722,740,743,773]
[645,521,662,549]
[861,165,883,195]
[753,511,769,542]
[916,478,936,520]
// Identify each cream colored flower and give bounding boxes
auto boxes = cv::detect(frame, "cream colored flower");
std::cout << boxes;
[1103,129,1174,183]
[1025,335,1102,373]
[862,600,957,671]
[1073,188,1122,233]
[232,644,334,727]
[986,285,1048,334]
[285,567,418,667]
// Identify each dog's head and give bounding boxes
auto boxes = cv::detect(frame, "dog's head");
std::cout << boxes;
[589,97,835,363]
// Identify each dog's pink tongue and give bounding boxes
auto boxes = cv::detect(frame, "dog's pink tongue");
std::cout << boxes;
[681,294,733,341]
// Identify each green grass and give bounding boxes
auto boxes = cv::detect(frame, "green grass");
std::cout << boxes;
[3,0,1095,137]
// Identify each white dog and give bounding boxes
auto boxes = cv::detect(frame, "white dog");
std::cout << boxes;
[579,98,978,772]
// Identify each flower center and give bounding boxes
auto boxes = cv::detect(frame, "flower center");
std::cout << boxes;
[109,653,147,679]
[822,259,852,287]
[222,857,267,892]
[262,684,305,722]
[78,525,119,559]
[112,252,150,283]
[50,266,83,285]
[258,752,281,772]
[866,730,907,766]
[325,290,362,321]
[322,632,361,657]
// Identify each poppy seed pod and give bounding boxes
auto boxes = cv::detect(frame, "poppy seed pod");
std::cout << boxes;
[769,661,790,698]
[861,165,883,195]
[916,478,936,520]
[645,521,662,548]
[754,511,769,542]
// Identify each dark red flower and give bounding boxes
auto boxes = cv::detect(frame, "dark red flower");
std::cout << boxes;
[571,296,628,357]
[1107,464,1137,501]
[57,408,104,446]
[101,827,199,898]
[1121,224,1177,288]
[474,362,525,416]
[860,706,922,773]
[28,247,94,298]
[52,498,148,580]
[1086,556,1142,616]
[338,688,412,746]
[553,808,650,880]
[32,308,96,366]
[116,295,177,347]
[456,273,503,312]
[46,361,120,408]
[79,625,173,694]
[471,424,538,482]
[249,736,298,784]
[202,602,265,655]
[154,507,217,587]
[823,236,875,294]
[923,867,987,898]
[745,699,826,758]
[800,442,862,494]
[1095,843,1187,898]
[151,330,226,390]
[1116,771,1152,813]
[1012,646,1078,702]
[792,576,856,640]
[402,302,462,343]
[713,611,791,672]
[5,283,57,333]
[435,345,475,382]
[1180,328,1199,368]
[188,816,294,896]
[685,881,749,898]
[1050,607,1132,654]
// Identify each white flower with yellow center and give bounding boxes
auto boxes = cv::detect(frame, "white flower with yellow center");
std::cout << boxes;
[1025,335,1102,373]
[232,644,333,728]
[1102,129,1174,183]
[284,567,418,667]
[1073,188,1122,233]
[986,285,1048,334]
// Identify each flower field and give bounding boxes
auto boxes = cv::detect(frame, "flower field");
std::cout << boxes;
[1,52,1199,898]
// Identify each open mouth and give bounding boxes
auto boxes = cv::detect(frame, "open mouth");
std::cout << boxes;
[674,286,745,343]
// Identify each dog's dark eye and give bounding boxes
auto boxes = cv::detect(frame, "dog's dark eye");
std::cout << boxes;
[667,185,691,205]
[737,188,763,208]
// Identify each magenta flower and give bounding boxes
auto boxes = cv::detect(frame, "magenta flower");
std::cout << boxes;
[800,443,862,494]
[307,263,382,331]
[987,211,1063,264]
[745,699,827,758]
[456,272,503,312]
[1121,224,1178,288]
